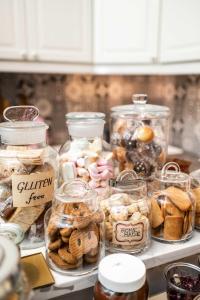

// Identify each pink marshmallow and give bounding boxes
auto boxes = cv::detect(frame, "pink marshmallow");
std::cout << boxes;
[100,180,107,188]
[97,165,113,173]
[100,169,112,180]
[88,179,100,189]
[97,158,112,166]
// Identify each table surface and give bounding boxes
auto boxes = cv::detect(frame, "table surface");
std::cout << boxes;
[150,293,166,300]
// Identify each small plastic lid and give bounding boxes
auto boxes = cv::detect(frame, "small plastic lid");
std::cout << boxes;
[98,253,146,293]
[66,112,105,138]
[0,223,24,245]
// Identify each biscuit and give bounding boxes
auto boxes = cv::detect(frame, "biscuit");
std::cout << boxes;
[164,187,191,212]
[73,215,92,229]
[69,230,84,259]
[48,252,81,270]
[163,216,183,240]
[124,161,134,171]
[58,247,77,264]
[48,238,62,251]
[183,212,189,235]
[93,211,104,224]
[84,254,99,264]
[61,236,70,243]
[192,187,200,213]
[60,227,73,237]
[128,203,138,215]
[150,196,164,228]
[113,147,126,163]
[82,229,98,255]
[105,222,113,241]
[165,201,184,218]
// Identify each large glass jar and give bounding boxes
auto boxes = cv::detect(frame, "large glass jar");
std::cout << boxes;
[44,180,105,276]
[101,170,150,254]
[94,253,148,300]
[0,106,57,249]
[59,112,113,197]
[110,94,170,179]
[0,236,31,300]
[190,169,200,230]
[151,162,195,243]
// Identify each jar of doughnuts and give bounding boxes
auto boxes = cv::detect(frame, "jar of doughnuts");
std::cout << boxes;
[45,180,105,275]
[151,162,195,243]
[101,170,150,254]
[59,112,114,197]
[0,106,58,249]
[110,94,170,180]
[190,169,200,230]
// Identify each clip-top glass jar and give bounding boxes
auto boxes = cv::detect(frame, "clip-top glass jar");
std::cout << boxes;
[94,253,149,300]
[151,162,195,243]
[190,169,200,230]
[110,94,170,179]
[0,236,31,300]
[0,106,57,249]
[101,170,150,254]
[59,112,113,196]
[45,180,105,275]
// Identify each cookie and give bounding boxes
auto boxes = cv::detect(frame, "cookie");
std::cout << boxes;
[165,201,184,218]
[192,187,200,213]
[164,187,191,212]
[82,229,98,255]
[136,126,154,143]
[48,252,81,270]
[105,222,113,241]
[93,211,104,224]
[48,238,62,251]
[163,216,184,240]
[69,230,84,259]
[128,203,138,215]
[84,254,99,264]
[150,196,164,228]
[58,247,77,264]
[61,236,70,243]
[113,147,126,163]
[60,227,73,237]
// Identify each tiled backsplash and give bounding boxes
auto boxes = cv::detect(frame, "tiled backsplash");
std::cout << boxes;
[0,73,200,155]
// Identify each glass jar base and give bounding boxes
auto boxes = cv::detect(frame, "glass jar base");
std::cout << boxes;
[152,232,193,244]
[106,244,150,255]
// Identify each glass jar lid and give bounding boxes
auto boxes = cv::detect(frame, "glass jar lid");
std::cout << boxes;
[0,223,24,245]
[111,94,170,119]
[157,162,190,184]
[110,170,146,193]
[98,253,146,293]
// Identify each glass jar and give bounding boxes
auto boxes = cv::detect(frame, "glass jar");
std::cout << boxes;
[151,162,195,243]
[59,112,113,196]
[101,170,150,254]
[0,236,31,300]
[110,94,170,180]
[44,180,105,275]
[0,106,58,249]
[94,253,148,300]
[190,169,200,230]
[165,262,200,300]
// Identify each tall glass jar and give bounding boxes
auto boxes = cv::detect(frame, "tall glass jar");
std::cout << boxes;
[0,106,58,249]
[110,94,170,180]
[59,112,114,196]
[190,169,200,230]
[151,162,195,243]
[101,170,150,254]
[0,236,31,300]
[44,180,105,276]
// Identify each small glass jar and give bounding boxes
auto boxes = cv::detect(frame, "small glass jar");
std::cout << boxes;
[110,94,170,179]
[165,262,200,300]
[59,112,113,197]
[151,162,195,243]
[190,169,200,230]
[44,180,105,276]
[94,253,148,300]
[0,236,31,300]
[0,106,58,249]
[101,170,150,254]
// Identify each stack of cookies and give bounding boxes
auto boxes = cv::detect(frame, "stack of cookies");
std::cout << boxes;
[47,201,104,272]
[151,186,194,241]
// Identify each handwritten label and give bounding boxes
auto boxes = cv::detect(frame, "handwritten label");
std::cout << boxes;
[12,170,54,207]
[112,220,147,246]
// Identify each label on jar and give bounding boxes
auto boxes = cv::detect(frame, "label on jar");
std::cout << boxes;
[12,169,54,207]
[112,220,147,246]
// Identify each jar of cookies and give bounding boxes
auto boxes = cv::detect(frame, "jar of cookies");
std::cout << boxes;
[0,106,57,249]
[111,94,170,179]
[45,180,105,275]
[190,169,200,230]
[151,162,195,243]
[101,170,150,254]
[59,112,113,197]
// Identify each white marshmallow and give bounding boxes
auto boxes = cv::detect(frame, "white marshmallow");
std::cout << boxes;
[62,162,77,182]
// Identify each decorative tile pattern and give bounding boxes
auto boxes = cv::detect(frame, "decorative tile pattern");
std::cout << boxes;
[0,73,200,155]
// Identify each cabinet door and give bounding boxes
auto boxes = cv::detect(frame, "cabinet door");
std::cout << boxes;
[160,0,200,63]
[0,0,26,60]
[26,0,92,63]
[94,0,159,64]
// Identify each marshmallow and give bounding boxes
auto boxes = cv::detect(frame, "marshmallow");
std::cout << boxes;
[89,137,102,153]
[76,157,85,168]
[88,179,100,189]
[62,161,77,182]
[77,167,89,177]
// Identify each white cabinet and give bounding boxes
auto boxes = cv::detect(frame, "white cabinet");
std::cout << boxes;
[160,0,200,63]
[0,0,26,60]
[26,0,92,63]
[94,0,159,63]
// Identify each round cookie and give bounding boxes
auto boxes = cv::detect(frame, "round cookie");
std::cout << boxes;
[84,254,99,264]
[48,238,62,251]
[61,236,70,243]
[48,252,81,270]
[69,230,84,259]
[58,247,77,265]
[60,227,73,237]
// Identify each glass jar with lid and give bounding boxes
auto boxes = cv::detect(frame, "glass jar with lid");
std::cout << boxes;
[0,236,31,300]
[94,253,148,300]
[110,94,170,180]
[151,162,195,243]
[0,106,58,249]
[44,180,105,275]
[101,170,150,254]
[59,112,114,196]
[190,169,200,230]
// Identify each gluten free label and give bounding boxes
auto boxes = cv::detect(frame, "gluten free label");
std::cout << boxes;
[12,170,54,207]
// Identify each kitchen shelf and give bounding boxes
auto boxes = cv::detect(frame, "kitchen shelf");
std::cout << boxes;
[21,231,200,300]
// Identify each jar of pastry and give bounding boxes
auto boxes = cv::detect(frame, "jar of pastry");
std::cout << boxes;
[44,180,105,275]
[101,170,150,254]
[151,162,195,243]
[190,169,200,230]
[0,236,31,300]
[110,94,170,180]
[94,253,149,300]
[0,106,57,249]
[59,112,113,196]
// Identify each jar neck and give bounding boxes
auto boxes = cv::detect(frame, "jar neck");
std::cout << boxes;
[0,140,47,150]
[67,120,105,140]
